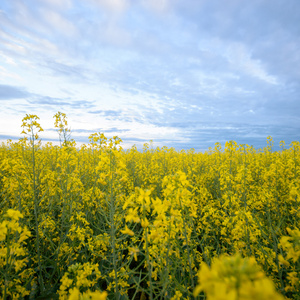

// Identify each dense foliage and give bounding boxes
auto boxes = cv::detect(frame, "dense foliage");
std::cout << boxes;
[0,113,299,299]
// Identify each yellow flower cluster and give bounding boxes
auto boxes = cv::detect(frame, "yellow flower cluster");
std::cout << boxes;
[194,253,284,300]
[0,209,33,299]
[59,262,103,299]
[278,228,300,293]
[68,287,107,300]
[0,114,299,299]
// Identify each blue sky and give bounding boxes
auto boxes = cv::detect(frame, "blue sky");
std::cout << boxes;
[0,0,299,151]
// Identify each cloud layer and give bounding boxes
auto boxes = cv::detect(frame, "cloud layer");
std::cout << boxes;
[0,0,299,150]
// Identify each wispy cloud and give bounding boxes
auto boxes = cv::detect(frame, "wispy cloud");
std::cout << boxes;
[88,110,122,117]
[28,95,95,109]
[0,84,29,100]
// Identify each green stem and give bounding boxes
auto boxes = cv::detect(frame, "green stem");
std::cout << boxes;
[31,127,44,292]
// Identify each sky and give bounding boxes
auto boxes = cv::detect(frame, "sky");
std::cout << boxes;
[0,0,299,151]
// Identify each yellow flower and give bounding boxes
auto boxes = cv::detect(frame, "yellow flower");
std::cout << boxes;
[128,247,139,261]
[87,291,108,300]
[0,221,8,241]
[286,248,300,263]
[68,287,80,300]
[125,207,140,223]
[278,254,290,267]
[14,258,27,272]
[287,272,299,287]
[6,209,23,221]
[120,225,134,236]
[170,291,183,300]
[193,254,284,299]
[67,288,108,300]
[141,218,149,228]
[279,236,291,249]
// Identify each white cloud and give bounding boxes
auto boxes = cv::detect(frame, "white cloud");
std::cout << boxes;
[89,0,130,14]
[141,0,176,14]
[225,43,278,85]
[1,27,60,59]
[39,8,77,37]
[0,66,22,80]
[0,52,17,65]
[37,0,73,10]
[196,37,278,85]
[1,39,27,55]
[102,24,131,46]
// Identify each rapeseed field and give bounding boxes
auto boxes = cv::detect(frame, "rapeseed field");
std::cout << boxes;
[0,113,299,299]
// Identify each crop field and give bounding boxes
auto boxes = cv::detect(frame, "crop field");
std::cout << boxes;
[0,114,299,299]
